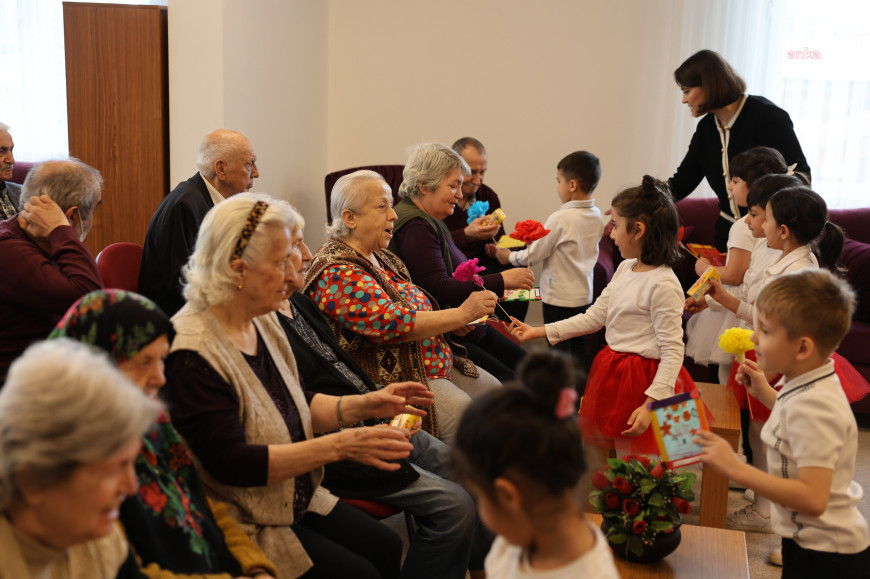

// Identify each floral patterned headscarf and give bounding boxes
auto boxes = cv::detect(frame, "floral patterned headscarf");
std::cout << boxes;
[49,289,173,364]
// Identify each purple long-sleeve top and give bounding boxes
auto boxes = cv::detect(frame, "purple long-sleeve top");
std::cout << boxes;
[392,217,505,309]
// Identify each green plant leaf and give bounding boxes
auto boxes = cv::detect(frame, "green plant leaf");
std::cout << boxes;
[650,521,674,531]
[639,478,657,494]
[628,535,644,557]
[608,532,628,544]
[648,492,665,507]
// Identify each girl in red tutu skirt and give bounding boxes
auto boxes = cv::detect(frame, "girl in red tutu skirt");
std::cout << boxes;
[510,175,701,455]
[708,182,870,536]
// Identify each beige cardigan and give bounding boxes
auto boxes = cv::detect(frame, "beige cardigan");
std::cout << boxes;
[171,304,338,578]
[0,516,127,579]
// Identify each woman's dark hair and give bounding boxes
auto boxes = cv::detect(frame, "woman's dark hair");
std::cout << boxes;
[729,147,788,187]
[746,174,809,210]
[674,49,746,114]
[453,352,586,498]
[768,187,845,273]
[611,175,682,268]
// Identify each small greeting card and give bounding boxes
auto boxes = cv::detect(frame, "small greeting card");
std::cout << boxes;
[685,243,726,266]
[648,391,710,467]
[501,288,542,302]
[495,235,526,249]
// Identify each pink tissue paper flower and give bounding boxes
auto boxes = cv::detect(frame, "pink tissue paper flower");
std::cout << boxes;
[453,258,486,287]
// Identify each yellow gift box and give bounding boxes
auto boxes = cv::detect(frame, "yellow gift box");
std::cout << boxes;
[686,266,721,301]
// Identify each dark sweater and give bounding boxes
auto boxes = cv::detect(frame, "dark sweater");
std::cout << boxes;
[0,218,103,384]
[443,183,505,259]
[669,95,810,213]
[277,292,419,499]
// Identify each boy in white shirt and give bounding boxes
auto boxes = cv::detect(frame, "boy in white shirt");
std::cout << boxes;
[696,269,870,577]
[490,152,603,390]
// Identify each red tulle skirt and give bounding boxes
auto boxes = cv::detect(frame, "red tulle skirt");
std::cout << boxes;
[579,346,704,455]
[727,351,870,423]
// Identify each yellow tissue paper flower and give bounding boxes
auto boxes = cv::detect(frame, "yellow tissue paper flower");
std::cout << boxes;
[719,327,754,362]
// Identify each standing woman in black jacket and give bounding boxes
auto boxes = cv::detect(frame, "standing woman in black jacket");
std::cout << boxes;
[669,49,811,250]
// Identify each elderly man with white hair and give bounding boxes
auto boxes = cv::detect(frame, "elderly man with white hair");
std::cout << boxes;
[139,128,259,316]
[0,158,105,385]
[0,122,21,220]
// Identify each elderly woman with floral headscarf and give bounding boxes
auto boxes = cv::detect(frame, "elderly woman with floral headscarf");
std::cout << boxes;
[163,193,433,579]
[0,339,159,578]
[50,289,277,579]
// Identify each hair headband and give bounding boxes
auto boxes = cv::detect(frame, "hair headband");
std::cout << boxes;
[232,201,269,260]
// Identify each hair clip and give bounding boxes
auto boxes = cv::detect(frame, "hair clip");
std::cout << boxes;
[555,388,578,419]
[786,163,797,176]
[232,201,269,260]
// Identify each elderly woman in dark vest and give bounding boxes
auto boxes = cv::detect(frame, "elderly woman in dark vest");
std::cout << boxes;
[305,171,500,445]
[163,193,434,579]
[387,142,532,382]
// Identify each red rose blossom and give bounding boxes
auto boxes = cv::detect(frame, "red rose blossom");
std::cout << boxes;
[650,461,665,480]
[613,476,634,495]
[605,492,621,510]
[592,470,610,490]
[623,498,640,516]
[673,497,691,514]
[632,520,648,534]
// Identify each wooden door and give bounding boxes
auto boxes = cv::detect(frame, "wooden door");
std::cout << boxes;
[63,2,168,256]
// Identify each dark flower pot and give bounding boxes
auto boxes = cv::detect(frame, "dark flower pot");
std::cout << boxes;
[601,516,682,564]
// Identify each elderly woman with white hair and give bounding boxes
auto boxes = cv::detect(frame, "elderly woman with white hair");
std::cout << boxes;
[305,171,501,445]
[387,142,533,383]
[163,192,433,579]
[0,339,159,578]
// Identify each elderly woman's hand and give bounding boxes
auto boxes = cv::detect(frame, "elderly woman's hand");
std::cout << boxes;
[465,216,501,241]
[501,267,535,290]
[458,289,497,323]
[366,382,434,417]
[335,426,414,471]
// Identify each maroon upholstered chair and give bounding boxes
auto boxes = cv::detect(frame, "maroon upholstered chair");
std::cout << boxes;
[10,161,37,185]
[339,497,415,539]
[97,242,144,292]
[324,165,405,222]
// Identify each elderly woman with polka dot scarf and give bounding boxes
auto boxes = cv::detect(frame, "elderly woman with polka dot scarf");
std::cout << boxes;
[305,170,502,445]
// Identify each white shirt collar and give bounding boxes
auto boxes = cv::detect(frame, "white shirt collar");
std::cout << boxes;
[767,245,813,277]
[777,359,836,396]
[200,172,225,206]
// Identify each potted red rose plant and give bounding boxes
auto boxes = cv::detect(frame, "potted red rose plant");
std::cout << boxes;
[589,455,696,563]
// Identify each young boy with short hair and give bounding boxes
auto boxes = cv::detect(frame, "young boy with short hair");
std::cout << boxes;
[697,269,870,576]
[490,151,603,387]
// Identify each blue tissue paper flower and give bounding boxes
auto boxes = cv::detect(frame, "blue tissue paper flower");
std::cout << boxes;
[466,200,490,224]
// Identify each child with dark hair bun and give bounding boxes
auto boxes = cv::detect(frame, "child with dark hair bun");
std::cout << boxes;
[454,352,619,578]
[511,176,700,455]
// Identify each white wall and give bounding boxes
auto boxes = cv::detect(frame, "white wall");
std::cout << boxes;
[327,0,695,244]
[168,0,329,241]
[170,0,708,251]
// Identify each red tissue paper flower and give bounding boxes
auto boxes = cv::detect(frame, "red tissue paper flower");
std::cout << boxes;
[453,258,486,287]
[509,219,551,244]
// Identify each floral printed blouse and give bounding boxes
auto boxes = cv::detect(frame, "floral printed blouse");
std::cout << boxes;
[308,263,454,379]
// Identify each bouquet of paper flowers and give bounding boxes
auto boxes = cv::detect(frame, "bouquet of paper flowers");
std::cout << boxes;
[590,455,695,559]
